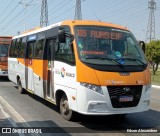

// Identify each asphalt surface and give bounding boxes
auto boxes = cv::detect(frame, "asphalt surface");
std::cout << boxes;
[0,77,160,136]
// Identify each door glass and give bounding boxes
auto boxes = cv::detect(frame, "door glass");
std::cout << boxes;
[27,42,35,66]
[28,43,34,59]
[46,39,55,99]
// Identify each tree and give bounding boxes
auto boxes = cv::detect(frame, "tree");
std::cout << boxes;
[146,40,160,75]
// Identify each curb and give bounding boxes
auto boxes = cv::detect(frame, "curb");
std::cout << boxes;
[152,85,160,89]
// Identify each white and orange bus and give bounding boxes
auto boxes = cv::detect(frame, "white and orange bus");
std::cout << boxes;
[0,36,12,76]
[8,20,151,120]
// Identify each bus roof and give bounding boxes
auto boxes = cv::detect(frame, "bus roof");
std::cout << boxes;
[13,22,62,39]
[0,36,13,38]
[13,20,129,39]
[61,20,128,30]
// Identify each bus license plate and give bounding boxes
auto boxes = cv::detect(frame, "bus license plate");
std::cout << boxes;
[119,96,133,102]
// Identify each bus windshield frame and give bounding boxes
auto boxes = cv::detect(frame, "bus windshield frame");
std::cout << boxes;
[74,26,147,71]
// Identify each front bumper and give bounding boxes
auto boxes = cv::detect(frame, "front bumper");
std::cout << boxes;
[76,85,151,115]
[0,70,8,76]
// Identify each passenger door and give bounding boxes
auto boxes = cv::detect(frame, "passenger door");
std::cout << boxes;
[25,41,35,92]
[33,39,44,97]
[45,38,56,100]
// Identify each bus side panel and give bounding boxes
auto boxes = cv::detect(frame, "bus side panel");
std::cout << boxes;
[54,61,78,111]
[8,58,26,88]
[17,58,26,88]
[33,59,44,97]
[8,58,18,83]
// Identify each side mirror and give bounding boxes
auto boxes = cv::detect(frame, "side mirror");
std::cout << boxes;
[69,34,74,43]
[58,30,74,43]
[58,30,66,43]
[56,29,75,53]
[139,41,145,53]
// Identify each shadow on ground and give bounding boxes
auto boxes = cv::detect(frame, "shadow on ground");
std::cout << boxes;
[0,77,10,82]
[15,92,160,133]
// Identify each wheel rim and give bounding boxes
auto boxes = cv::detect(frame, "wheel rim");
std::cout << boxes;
[61,100,70,115]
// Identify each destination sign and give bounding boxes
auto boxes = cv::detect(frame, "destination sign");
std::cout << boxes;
[81,51,105,55]
[28,35,37,41]
[77,29,122,40]
[0,38,12,43]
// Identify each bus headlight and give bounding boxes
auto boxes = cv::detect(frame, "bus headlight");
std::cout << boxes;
[145,84,151,92]
[80,82,103,95]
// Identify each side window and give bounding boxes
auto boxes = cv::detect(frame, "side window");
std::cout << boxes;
[19,37,26,58]
[55,38,75,65]
[34,39,44,59]
[55,26,75,65]
[14,39,19,57]
[9,38,27,58]
[9,40,16,57]
[27,42,35,59]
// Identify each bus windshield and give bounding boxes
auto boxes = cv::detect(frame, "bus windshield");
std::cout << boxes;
[0,44,9,57]
[74,26,147,66]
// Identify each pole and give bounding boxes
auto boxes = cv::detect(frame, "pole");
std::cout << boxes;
[24,4,27,31]
[18,0,38,31]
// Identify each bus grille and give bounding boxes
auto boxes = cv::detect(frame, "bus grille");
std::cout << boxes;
[107,85,142,108]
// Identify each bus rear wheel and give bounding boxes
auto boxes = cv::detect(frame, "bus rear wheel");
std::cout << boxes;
[60,94,73,120]
[17,78,25,94]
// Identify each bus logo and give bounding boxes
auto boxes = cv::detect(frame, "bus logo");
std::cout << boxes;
[61,67,65,78]
[120,72,130,76]
[123,87,131,93]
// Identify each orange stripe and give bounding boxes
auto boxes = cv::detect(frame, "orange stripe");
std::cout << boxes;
[76,59,151,86]
[18,58,49,80]
[61,21,150,86]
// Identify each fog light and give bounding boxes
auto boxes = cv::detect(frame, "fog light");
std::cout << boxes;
[88,102,107,112]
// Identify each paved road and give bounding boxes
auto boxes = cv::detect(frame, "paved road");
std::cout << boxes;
[0,77,160,136]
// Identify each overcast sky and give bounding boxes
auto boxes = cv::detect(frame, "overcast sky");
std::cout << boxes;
[0,0,159,41]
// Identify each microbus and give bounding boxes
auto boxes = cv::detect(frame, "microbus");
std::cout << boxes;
[8,20,151,120]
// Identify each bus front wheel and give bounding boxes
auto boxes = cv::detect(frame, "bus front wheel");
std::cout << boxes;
[60,94,73,120]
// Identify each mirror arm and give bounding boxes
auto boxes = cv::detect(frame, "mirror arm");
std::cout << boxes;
[64,32,74,42]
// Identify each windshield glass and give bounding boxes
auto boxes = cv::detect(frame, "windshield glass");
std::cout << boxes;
[0,44,9,57]
[74,26,147,66]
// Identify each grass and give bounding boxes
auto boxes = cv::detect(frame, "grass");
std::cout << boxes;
[150,70,160,85]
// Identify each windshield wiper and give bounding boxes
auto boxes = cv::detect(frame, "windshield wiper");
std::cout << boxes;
[116,57,146,67]
[85,56,123,65]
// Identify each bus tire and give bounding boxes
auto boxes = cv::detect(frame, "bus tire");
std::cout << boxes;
[17,78,25,94]
[60,94,73,120]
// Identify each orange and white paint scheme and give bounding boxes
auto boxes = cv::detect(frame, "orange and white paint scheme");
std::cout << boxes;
[0,36,12,76]
[8,20,151,120]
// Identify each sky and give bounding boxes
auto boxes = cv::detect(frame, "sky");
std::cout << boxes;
[0,0,160,41]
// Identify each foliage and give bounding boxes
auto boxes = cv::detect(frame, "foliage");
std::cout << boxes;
[151,70,160,85]
[146,40,160,75]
